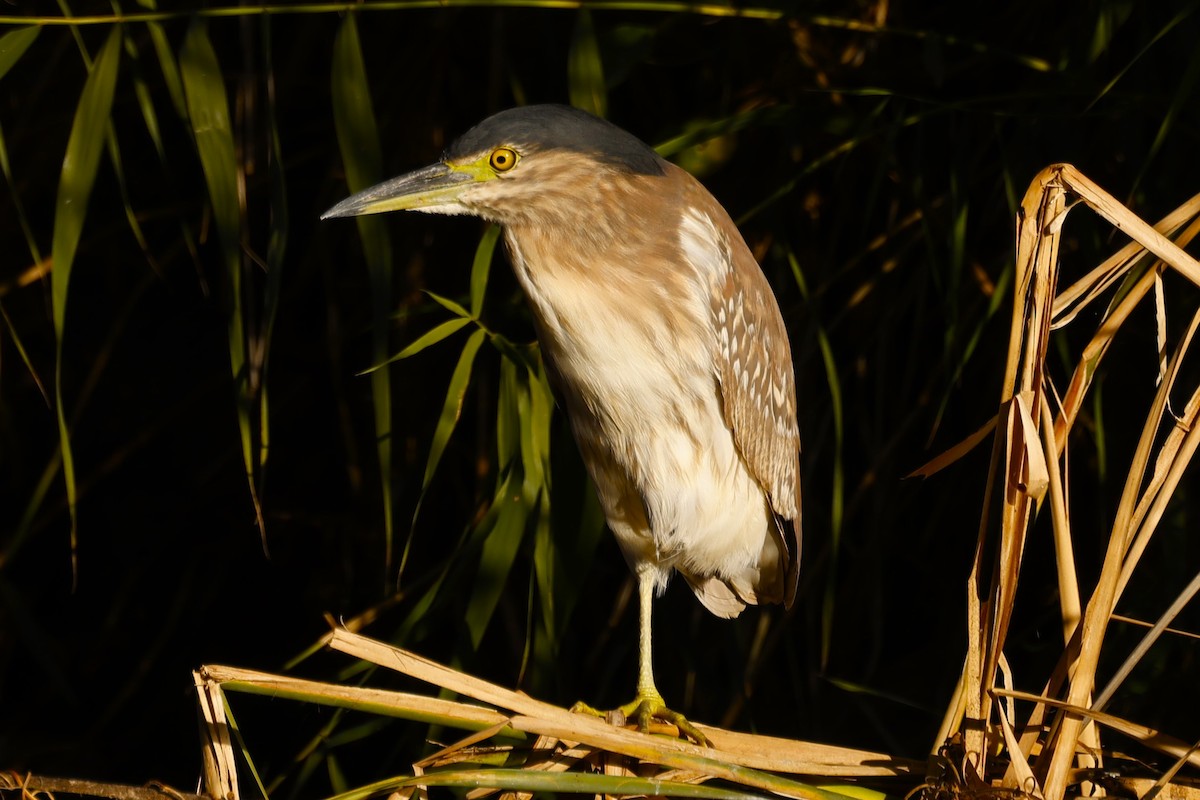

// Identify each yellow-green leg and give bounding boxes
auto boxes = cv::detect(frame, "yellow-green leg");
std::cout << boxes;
[574,565,712,747]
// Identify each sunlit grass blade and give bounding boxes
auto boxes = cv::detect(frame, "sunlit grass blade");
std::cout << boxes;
[568,8,607,118]
[422,328,487,493]
[59,10,157,275]
[464,469,527,649]
[528,490,555,670]
[426,289,472,320]
[399,327,487,580]
[519,362,552,487]
[378,767,779,799]
[526,364,557,642]
[371,317,471,370]
[50,24,122,579]
[219,692,270,800]
[465,360,536,650]
[180,19,264,542]
[331,13,396,576]
[469,224,501,318]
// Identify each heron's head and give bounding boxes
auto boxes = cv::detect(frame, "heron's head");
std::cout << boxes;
[322,105,668,229]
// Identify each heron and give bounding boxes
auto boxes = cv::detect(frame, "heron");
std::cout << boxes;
[323,104,801,746]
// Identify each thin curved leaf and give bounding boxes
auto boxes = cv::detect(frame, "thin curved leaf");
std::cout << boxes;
[387,767,776,799]
[465,466,533,650]
[568,9,607,118]
[422,328,487,492]
[398,327,487,583]
[0,26,39,79]
[372,317,471,370]
[259,17,288,471]
[426,290,472,320]
[144,18,186,118]
[180,19,262,539]
[332,13,396,575]
[50,24,122,576]
[469,224,501,318]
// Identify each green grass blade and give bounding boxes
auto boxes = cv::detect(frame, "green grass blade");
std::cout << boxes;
[0,300,46,405]
[0,120,42,265]
[372,317,471,369]
[469,224,501,318]
[180,19,263,541]
[144,18,186,118]
[398,327,487,582]
[378,767,778,799]
[523,362,553,488]
[525,363,556,644]
[101,111,155,271]
[219,695,270,800]
[426,289,472,320]
[548,460,605,637]
[52,23,121,342]
[0,450,62,572]
[568,8,607,118]
[0,47,48,407]
[0,25,38,78]
[787,245,842,671]
[465,359,536,649]
[331,13,396,575]
[466,478,533,651]
[421,328,487,493]
[122,25,167,164]
[50,24,122,578]
[258,16,288,471]
[530,487,556,650]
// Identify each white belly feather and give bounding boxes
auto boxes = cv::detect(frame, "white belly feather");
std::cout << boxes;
[506,229,774,612]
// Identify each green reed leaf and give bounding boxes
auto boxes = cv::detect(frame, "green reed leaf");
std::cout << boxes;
[180,19,263,539]
[49,24,122,575]
[332,13,396,574]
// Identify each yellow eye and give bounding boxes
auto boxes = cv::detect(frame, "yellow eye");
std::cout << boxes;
[489,147,518,172]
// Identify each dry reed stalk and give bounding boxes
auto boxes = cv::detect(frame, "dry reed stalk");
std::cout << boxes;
[198,630,920,800]
[933,164,1200,800]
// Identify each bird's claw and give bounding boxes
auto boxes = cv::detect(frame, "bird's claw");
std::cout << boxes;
[570,693,712,747]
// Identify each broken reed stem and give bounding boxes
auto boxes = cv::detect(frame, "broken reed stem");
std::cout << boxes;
[961,163,1067,783]
[956,164,1200,800]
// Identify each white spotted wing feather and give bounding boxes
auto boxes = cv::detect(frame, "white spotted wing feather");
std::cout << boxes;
[679,187,802,608]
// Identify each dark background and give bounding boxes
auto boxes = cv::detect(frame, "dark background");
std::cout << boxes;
[2,0,1199,794]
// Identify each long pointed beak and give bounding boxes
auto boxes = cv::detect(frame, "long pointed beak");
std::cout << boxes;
[321,162,476,219]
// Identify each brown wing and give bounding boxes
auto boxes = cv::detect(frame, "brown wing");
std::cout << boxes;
[706,208,803,608]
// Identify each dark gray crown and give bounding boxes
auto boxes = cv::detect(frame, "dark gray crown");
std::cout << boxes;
[446,104,665,177]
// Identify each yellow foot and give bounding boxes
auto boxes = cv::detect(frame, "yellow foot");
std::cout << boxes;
[570,692,712,747]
